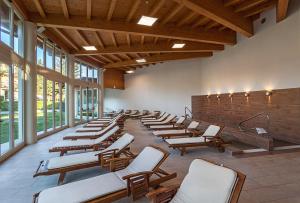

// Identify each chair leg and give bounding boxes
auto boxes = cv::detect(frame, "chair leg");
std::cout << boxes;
[58,172,66,185]
[180,147,186,156]
[59,151,65,156]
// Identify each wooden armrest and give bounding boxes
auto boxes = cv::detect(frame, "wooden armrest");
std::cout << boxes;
[146,185,180,203]
[95,149,118,156]
[122,171,153,180]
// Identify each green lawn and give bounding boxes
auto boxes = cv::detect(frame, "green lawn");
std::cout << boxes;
[1,111,65,144]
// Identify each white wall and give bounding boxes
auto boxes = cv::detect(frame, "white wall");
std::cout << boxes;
[105,4,300,116]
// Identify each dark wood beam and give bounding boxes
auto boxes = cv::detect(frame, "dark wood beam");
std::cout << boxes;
[277,0,289,22]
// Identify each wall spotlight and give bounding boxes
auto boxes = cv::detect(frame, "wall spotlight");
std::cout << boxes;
[266,90,272,96]
[229,93,233,98]
[244,92,250,97]
[217,95,220,99]
[207,95,210,98]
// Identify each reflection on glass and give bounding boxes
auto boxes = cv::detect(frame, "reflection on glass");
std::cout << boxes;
[93,88,98,118]
[13,12,23,55]
[93,69,98,83]
[54,82,60,128]
[46,42,53,69]
[81,64,87,81]
[74,87,81,122]
[55,48,61,72]
[74,62,80,79]
[36,75,45,133]
[36,38,44,66]
[88,67,93,82]
[46,80,54,131]
[0,64,10,155]
[62,54,67,75]
[62,83,66,126]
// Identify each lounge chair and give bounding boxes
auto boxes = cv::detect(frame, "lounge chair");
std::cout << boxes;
[144,114,177,127]
[131,110,149,119]
[149,116,186,130]
[142,113,169,123]
[153,121,200,139]
[128,110,139,117]
[140,111,160,119]
[33,146,177,203]
[141,112,165,122]
[147,159,245,203]
[63,122,117,140]
[166,124,225,155]
[34,133,135,185]
[49,126,121,156]
[87,113,123,125]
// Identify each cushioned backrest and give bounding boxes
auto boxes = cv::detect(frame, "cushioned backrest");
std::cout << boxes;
[176,117,185,124]
[187,121,199,129]
[127,146,164,173]
[94,126,119,144]
[159,113,169,121]
[106,133,134,152]
[165,114,176,122]
[203,125,221,137]
[171,159,237,203]
[96,122,116,135]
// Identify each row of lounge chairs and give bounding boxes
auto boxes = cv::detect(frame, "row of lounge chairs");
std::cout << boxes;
[33,111,245,203]
[140,111,226,155]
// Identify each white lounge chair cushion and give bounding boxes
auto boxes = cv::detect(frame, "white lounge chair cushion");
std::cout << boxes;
[150,125,173,129]
[176,117,185,124]
[85,123,105,127]
[203,125,221,137]
[115,146,164,182]
[52,139,95,148]
[76,127,103,132]
[153,129,187,136]
[187,121,199,129]
[144,115,176,125]
[166,137,205,145]
[38,173,126,203]
[170,159,237,203]
[93,126,120,144]
[48,133,134,169]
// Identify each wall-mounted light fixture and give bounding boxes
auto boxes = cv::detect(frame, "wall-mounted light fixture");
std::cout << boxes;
[244,92,250,97]
[207,95,210,98]
[266,90,272,96]
[217,94,220,99]
[229,93,233,98]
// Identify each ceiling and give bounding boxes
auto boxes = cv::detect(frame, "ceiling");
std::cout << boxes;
[13,0,290,71]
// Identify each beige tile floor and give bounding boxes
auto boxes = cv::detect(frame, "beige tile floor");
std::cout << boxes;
[1,119,300,203]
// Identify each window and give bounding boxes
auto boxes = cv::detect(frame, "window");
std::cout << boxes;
[13,12,23,55]
[36,37,44,66]
[46,80,54,131]
[93,69,98,83]
[74,87,81,122]
[61,53,67,75]
[81,64,87,81]
[0,63,24,155]
[46,42,53,69]
[74,62,80,79]
[93,88,98,118]
[61,83,66,126]
[54,82,60,128]
[88,67,93,82]
[36,75,45,133]
[55,48,61,72]
[0,1,11,46]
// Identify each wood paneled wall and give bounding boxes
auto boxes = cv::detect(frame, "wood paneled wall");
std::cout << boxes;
[103,69,125,89]
[192,88,300,144]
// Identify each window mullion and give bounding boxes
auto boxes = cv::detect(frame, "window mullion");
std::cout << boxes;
[9,66,14,149]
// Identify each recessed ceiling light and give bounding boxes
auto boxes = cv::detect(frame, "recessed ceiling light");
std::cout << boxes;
[137,16,158,26]
[172,43,186,49]
[136,58,146,63]
[82,46,97,51]
[126,70,135,74]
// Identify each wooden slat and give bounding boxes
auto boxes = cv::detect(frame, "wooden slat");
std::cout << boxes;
[12,0,29,20]
[242,0,276,18]
[111,32,118,47]
[149,0,166,16]
[141,35,145,45]
[126,0,140,22]
[75,30,89,45]
[277,0,289,22]
[126,34,131,46]
[107,0,117,21]
[177,12,197,27]
[192,17,210,28]
[94,32,105,48]
[224,0,241,7]
[71,42,224,55]
[33,0,46,18]
[51,28,80,50]
[173,0,253,37]
[235,0,268,12]
[160,4,184,24]
[60,0,69,18]
[30,13,237,45]
[103,52,213,68]
[43,28,70,52]
[87,0,92,20]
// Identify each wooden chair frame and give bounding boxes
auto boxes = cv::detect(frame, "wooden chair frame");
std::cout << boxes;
[33,145,177,203]
[147,158,246,203]
[168,126,225,156]
[144,116,177,128]
[34,139,134,185]
[157,127,201,140]
[50,130,122,156]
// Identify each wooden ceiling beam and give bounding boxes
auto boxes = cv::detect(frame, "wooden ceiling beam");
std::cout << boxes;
[107,0,117,21]
[87,0,92,20]
[141,35,145,45]
[126,0,140,22]
[277,0,289,22]
[74,30,89,46]
[33,0,46,18]
[60,0,69,18]
[126,34,131,46]
[89,56,105,64]
[104,52,213,68]
[173,0,253,37]
[72,42,224,55]
[224,0,241,7]
[79,56,102,67]
[177,12,197,27]
[43,28,70,52]
[51,27,80,50]
[192,16,210,28]
[30,13,236,45]
[110,32,118,47]
[242,0,276,18]
[160,4,184,24]
[12,0,29,20]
